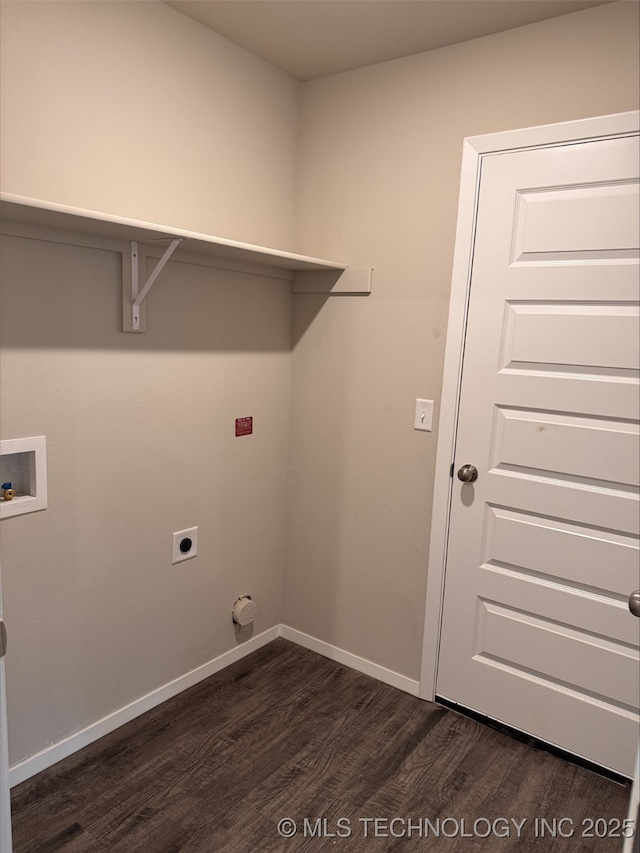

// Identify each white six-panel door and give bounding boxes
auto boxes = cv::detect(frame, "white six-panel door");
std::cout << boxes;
[436,133,640,777]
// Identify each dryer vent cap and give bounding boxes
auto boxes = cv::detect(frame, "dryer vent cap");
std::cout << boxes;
[232,596,258,626]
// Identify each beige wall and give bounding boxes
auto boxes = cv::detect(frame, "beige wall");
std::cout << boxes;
[0,238,292,766]
[0,0,298,766]
[0,0,299,249]
[1,0,638,769]
[285,1,640,679]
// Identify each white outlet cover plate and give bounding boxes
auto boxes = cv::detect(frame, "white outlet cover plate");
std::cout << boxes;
[172,527,198,564]
[414,399,434,432]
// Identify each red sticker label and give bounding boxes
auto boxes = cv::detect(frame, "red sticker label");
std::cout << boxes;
[235,417,253,437]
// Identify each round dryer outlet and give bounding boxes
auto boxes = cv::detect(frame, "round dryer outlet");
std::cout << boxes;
[172,527,198,564]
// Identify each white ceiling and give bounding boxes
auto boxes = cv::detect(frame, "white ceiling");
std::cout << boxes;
[165,0,613,81]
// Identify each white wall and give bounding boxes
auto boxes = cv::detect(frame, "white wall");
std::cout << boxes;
[286,1,640,680]
[0,0,298,768]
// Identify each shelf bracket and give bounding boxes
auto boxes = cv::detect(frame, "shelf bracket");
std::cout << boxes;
[130,237,183,331]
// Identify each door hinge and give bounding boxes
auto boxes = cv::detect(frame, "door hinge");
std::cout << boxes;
[0,621,6,658]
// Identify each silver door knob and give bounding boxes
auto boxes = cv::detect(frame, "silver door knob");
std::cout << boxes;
[457,464,478,483]
[629,591,640,618]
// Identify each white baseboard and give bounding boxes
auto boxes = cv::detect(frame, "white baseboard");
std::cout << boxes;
[280,625,420,697]
[10,624,419,787]
[9,625,280,788]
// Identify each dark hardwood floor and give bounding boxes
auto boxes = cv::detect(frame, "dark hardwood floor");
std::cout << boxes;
[10,639,632,851]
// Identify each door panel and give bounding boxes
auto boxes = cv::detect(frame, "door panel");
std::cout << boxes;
[436,134,640,776]
[492,407,639,487]
[486,507,639,596]
[477,569,636,647]
[513,180,639,256]
[502,302,639,371]
[474,599,638,710]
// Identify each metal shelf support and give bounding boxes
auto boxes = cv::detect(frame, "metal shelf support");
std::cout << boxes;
[131,238,183,330]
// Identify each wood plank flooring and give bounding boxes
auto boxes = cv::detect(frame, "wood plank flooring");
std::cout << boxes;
[10,639,632,852]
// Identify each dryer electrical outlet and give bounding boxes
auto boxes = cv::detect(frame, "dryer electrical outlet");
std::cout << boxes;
[172,527,198,564]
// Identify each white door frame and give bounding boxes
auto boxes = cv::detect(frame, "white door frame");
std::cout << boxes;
[418,109,640,703]
[0,664,10,853]
[0,556,12,853]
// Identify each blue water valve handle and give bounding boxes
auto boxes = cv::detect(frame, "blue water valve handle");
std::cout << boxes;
[2,482,16,501]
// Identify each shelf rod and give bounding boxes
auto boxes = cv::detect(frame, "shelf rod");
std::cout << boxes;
[131,238,183,330]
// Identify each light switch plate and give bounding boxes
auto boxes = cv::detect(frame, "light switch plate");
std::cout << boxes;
[414,399,434,432]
